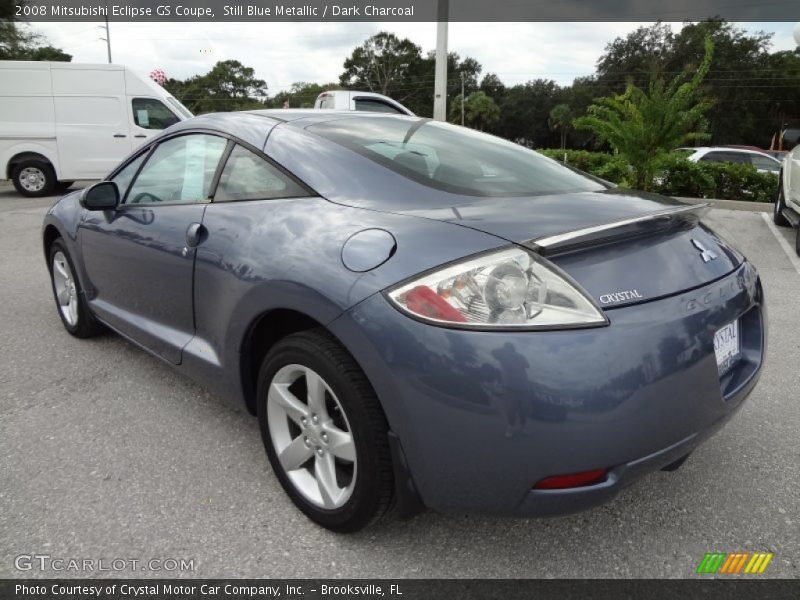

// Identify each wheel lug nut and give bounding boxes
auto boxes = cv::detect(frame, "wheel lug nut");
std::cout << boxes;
[300,417,307,426]
[312,415,319,424]
[316,448,324,457]
[321,433,328,443]
[303,436,310,447]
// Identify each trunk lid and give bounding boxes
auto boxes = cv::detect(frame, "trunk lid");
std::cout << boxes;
[400,189,743,309]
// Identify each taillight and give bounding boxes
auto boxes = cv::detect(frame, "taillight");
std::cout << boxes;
[404,286,467,323]
[386,247,607,330]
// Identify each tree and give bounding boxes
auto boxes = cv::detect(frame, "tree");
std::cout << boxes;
[339,32,423,97]
[270,81,340,108]
[548,104,572,149]
[450,91,500,131]
[596,22,675,90]
[338,33,484,117]
[575,38,715,190]
[492,79,562,145]
[594,20,789,146]
[1,1,71,61]
[166,60,267,114]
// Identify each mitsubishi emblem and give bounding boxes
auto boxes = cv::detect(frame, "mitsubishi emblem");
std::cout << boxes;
[692,239,718,262]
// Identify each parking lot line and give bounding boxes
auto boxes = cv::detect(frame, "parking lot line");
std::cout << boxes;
[760,213,800,276]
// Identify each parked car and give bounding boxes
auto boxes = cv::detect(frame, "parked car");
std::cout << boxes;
[0,61,192,197]
[314,90,414,115]
[764,150,788,161]
[773,128,800,254]
[678,146,781,173]
[43,111,764,532]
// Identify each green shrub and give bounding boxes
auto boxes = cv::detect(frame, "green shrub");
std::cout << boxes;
[536,149,614,173]
[593,157,632,185]
[652,154,716,198]
[537,149,630,185]
[703,162,778,203]
[653,154,778,202]
[538,148,778,202]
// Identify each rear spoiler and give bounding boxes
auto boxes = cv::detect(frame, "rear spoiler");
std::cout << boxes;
[525,203,711,256]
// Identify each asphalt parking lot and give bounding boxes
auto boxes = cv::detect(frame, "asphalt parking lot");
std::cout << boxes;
[0,182,798,579]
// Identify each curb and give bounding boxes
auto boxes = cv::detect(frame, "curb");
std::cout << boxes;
[675,196,772,213]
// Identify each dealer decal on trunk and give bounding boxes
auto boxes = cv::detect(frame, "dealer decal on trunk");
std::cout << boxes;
[598,289,644,304]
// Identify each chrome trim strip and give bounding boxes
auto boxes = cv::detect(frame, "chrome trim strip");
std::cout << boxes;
[530,203,710,249]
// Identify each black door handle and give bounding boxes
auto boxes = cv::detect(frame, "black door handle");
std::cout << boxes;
[113,134,127,138]
[185,222,205,248]
[134,134,146,138]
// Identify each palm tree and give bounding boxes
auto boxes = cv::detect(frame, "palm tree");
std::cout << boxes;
[574,38,715,190]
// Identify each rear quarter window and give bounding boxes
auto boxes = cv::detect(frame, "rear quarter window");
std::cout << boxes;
[308,117,604,197]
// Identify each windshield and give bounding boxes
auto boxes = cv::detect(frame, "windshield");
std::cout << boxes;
[307,117,605,197]
[166,96,193,119]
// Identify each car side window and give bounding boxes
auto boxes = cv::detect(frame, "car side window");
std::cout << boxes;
[109,152,147,200]
[354,98,403,114]
[132,98,180,130]
[700,152,747,164]
[749,154,778,170]
[214,144,308,202]
[125,134,228,205]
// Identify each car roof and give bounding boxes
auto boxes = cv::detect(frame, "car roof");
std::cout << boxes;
[164,109,421,149]
[690,147,780,161]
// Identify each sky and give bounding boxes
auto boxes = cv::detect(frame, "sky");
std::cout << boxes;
[27,21,800,94]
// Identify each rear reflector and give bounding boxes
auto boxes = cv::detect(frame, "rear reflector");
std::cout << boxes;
[533,468,609,490]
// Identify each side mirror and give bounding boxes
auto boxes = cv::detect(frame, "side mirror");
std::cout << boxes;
[80,181,119,210]
[783,128,800,151]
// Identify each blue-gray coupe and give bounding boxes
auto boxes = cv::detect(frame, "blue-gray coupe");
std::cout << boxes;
[43,110,764,531]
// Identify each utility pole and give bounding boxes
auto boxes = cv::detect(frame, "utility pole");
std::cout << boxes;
[98,1,112,63]
[433,0,448,121]
[460,71,465,126]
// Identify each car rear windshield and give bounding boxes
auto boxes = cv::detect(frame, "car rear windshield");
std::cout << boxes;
[307,117,605,197]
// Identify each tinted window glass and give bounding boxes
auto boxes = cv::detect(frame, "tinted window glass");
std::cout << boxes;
[354,98,403,114]
[700,152,748,164]
[749,154,779,171]
[110,152,146,200]
[132,98,180,130]
[308,117,604,197]
[215,145,308,202]
[125,134,227,204]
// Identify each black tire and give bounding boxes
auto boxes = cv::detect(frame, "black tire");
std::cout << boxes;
[774,175,790,227]
[257,329,394,532]
[47,239,104,338]
[12,159,56,197]
[55,181,75,191]
[796,226,800,257]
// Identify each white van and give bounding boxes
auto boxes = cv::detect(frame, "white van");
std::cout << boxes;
[314,90,414,116]
[0,61,193,197]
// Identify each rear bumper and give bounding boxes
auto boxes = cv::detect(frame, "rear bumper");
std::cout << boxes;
[516,370,759,516]
[329,262,764,516]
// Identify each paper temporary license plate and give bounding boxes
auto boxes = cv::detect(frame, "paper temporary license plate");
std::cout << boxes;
[714,319,740,375]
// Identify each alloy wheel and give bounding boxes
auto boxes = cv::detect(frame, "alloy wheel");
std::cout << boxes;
[267,364,357,509]
[52,251,79,327]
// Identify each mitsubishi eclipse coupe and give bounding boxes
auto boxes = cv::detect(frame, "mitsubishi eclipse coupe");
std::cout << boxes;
[42,110,764,532]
